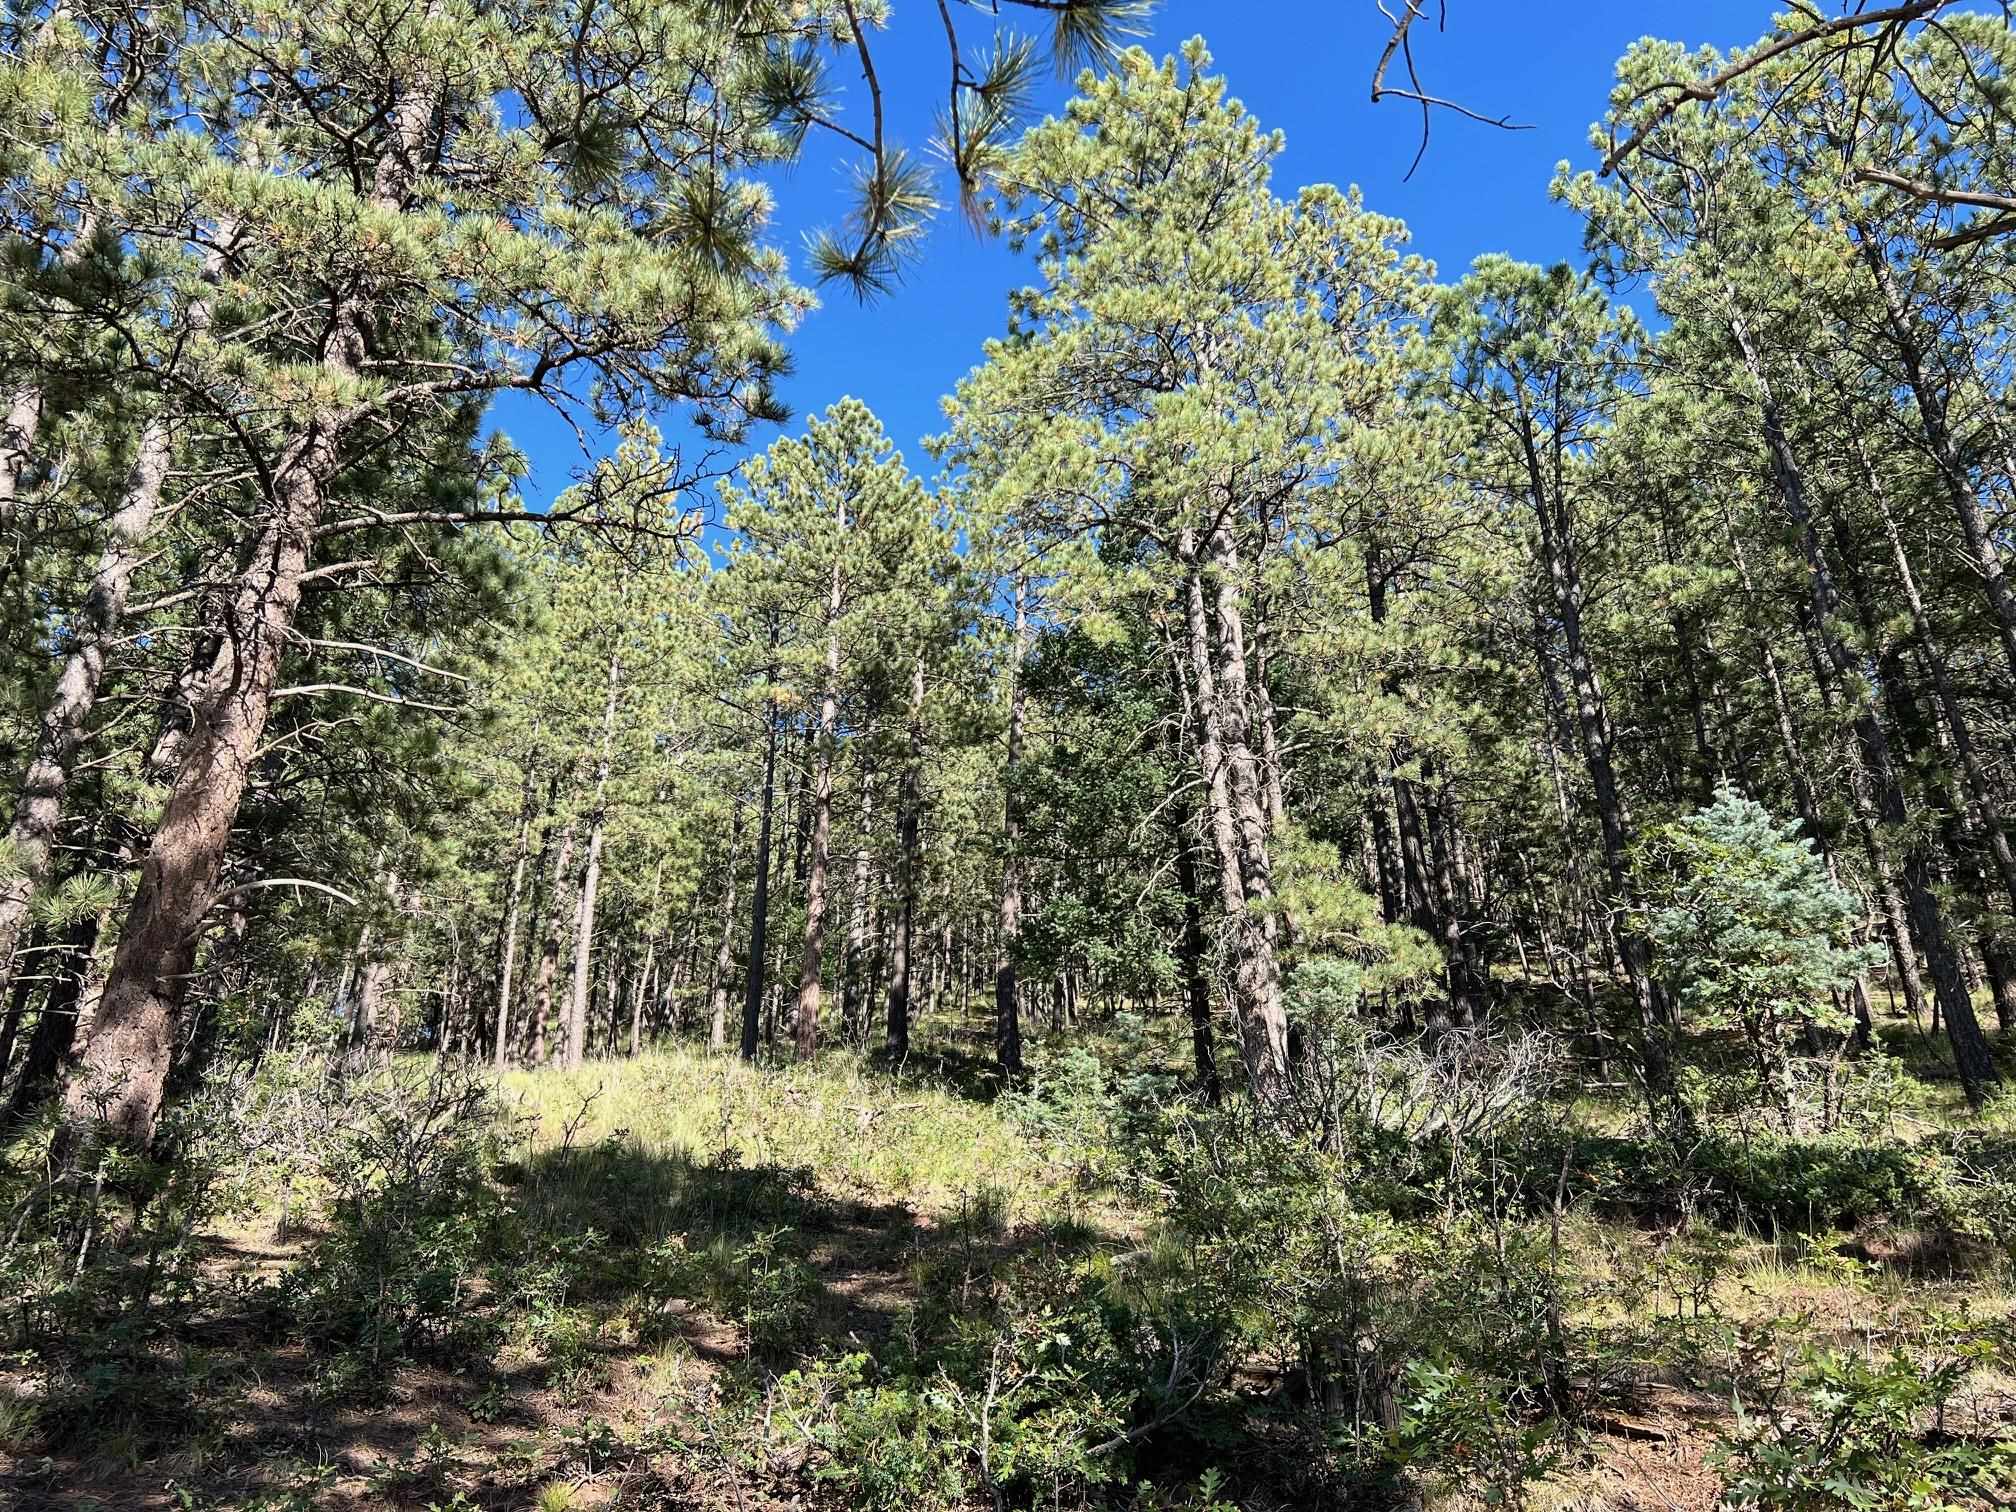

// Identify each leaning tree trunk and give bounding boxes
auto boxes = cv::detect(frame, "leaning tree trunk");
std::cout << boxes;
[0,217,240,994]
[1861,446,2016,918]
[60,86,431,1151]
[1729,313,1998,1104]
[1855,233,2016,690]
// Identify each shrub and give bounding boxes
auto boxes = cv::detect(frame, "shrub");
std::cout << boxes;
[280,1062,506,1370]
[1714,1345,2016,1510]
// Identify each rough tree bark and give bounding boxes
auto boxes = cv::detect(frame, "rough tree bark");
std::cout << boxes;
[1177,529,1289,1102]
[61,83,434,1149]
[0,257,221,996]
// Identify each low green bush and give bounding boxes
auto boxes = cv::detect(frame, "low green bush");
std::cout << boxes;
[1714,1343,2016,1510]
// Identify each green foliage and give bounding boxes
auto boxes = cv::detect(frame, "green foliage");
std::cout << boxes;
[1392,1358,1564,1510]
[1639,788,1882,1130]
[280,1067,506,1373]
[1715,1345,2016,1511]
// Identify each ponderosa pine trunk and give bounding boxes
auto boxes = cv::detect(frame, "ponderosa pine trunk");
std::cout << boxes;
[61,87,432,1150]
[567,650,621,1070]
[0,214,237,993]
[795,545,844,1062]
[886,652,925,1061]
[996,577,1027,1075]
[1179,530,1289,1102]
[493,770,539,1069]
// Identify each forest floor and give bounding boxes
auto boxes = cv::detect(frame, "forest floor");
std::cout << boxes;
[4,1024,2013,1511]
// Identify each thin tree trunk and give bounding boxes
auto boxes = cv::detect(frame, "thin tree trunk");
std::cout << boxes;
[742,710,779,1061]
[886,653,925,1060]
[843,748,877,1042]
[20,917,100,1124]
[795,546,845,1061]
[996,578,1028,1074]
[1855,233,2016,688]
[1730,314,1997,1103]
[532,817,577,1067]
[710,809,743,1052]
[1516,403,1668,1093]
[566,650,621,1069]
[1171,806,1223,1105]
[0,924,48,1092]
[493,769,538,1070]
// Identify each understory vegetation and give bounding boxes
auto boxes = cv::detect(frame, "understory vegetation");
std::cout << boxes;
[2,1026,2014,1510]
[4,0,2016,1506]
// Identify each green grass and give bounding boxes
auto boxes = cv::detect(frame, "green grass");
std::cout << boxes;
[498,1044,1085,1222]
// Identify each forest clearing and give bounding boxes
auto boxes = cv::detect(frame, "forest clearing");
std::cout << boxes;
[4,0,2016,1507]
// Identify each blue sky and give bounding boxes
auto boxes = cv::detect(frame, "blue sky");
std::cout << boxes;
[496,0,1768,506]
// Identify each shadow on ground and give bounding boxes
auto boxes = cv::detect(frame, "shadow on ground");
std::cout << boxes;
[0,1140,1112,1511]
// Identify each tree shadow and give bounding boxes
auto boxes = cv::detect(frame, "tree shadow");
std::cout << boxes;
[0,1137,1117,1510]
[873,1040,1014,1104]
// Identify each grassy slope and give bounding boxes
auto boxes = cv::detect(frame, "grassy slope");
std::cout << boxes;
[6,1034,2012,1511]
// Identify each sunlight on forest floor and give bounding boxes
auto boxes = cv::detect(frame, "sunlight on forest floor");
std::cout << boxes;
[4,1030,2009,1512]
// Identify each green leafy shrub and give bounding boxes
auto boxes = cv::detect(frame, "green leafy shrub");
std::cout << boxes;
[1714,1345,2016,1510]
[281,1065,505,1372]
[1391,1358,1564,1510]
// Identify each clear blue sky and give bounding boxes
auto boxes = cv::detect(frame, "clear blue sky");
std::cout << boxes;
[497,1,1768,506]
